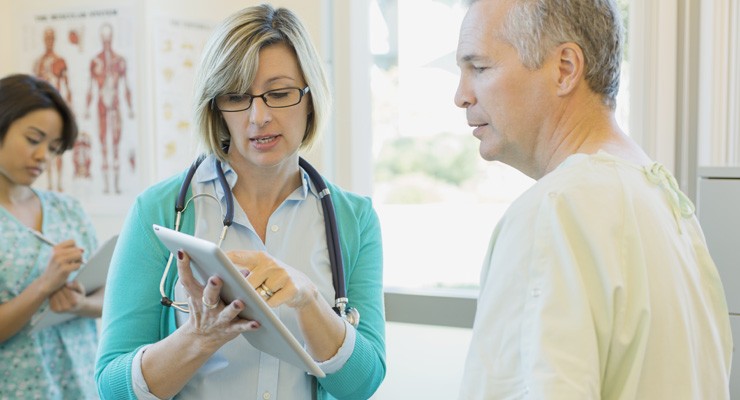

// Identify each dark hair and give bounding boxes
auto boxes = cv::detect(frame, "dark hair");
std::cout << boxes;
[0,73,78,154]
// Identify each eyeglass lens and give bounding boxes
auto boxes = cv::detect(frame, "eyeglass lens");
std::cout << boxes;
[215,87,305,112]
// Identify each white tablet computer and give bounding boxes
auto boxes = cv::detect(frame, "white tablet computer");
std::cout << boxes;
[152,224,325,378]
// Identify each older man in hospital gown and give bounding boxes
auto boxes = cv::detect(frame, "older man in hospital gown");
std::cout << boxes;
[454,0,732,399]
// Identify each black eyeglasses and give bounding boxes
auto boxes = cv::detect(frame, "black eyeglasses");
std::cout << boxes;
[213,86,310,112]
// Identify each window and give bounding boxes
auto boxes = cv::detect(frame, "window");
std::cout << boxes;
[370,0,631,292]
[370,0,534,292]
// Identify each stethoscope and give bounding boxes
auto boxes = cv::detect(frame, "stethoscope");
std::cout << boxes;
[159,155,359,328]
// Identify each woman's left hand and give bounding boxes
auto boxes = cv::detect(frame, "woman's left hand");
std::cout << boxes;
[226,250,318,310]
[48,280,86,313]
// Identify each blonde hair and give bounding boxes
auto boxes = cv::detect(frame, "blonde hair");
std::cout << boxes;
[192,4,331,161]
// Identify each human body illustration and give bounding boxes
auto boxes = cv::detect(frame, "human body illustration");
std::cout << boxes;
[33,28,70,192]
[72,131,92,179]
[85,23,134,195]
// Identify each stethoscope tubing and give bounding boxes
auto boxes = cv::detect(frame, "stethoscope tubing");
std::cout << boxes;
[173,155,347,302]
[298,157,347,301]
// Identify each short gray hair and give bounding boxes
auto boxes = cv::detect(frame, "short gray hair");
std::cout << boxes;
[472,0,623,109]
[192,4,331,161]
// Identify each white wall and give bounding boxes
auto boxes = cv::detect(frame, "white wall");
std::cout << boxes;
[0,0,335,242]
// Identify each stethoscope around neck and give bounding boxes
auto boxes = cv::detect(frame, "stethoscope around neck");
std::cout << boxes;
[158,155,359,327]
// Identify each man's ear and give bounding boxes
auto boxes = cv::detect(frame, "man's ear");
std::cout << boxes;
[555,42,585,97]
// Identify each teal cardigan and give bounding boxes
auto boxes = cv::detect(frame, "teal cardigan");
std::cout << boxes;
[95,170,386,400]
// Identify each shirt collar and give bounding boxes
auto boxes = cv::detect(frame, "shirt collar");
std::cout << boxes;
[192,154,318,201]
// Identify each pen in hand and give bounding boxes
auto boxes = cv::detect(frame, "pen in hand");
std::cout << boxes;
[30,229,57,247]
[30,229,88,264]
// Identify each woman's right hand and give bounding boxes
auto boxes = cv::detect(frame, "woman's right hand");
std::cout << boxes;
[37,239,85,297]
[175,250,260,353]
[138,250,262,399]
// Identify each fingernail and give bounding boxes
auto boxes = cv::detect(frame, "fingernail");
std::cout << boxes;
[250,321,260,329]
[177,250,183,260]
[209,278,217,286]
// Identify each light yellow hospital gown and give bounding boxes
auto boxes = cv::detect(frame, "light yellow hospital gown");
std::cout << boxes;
[459,151,732,400]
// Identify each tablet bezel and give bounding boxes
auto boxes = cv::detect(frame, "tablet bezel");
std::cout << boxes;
[152,224,325,378]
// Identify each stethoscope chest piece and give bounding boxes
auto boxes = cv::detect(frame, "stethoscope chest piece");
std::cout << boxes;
[334,296,359,328]
[344,307,360,328]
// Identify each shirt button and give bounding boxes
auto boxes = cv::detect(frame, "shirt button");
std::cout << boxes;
[531,288,541,297]
[262,392,271,400]
[270,225,279,232]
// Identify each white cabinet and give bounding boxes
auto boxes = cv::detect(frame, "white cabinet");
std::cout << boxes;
[697,167,740,397]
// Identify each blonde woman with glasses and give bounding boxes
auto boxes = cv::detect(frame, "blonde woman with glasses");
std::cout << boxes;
[95,5,386,399]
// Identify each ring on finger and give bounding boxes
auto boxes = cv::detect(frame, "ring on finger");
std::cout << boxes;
[201,295,218,310]
[257,283,274,299]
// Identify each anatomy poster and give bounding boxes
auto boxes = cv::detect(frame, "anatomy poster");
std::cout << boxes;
[152,16,213,181]
[20,7,138,214]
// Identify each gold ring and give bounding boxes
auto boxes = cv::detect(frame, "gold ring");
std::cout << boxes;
[258,283,274,299]
[201,295,218,310]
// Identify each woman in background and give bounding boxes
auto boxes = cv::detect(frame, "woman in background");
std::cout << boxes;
[96,4,385,399]
[0,73,103,399]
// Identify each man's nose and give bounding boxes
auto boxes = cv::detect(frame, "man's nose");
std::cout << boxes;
[454,78,474,109]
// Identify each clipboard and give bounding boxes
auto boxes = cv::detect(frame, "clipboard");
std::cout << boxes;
[152,224,325,378]
[30,234,119,333]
